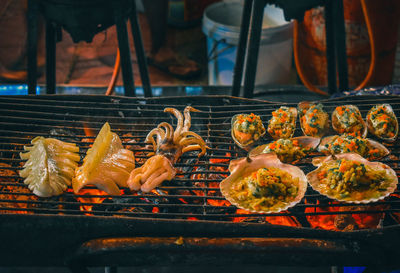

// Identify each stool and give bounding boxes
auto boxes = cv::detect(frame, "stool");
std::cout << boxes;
[27,0,151,97]
[231,0,349,98]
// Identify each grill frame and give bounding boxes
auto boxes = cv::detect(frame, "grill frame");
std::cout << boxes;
[1,94,400,266]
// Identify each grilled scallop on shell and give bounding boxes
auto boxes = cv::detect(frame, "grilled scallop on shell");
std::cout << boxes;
[298,102,330,138]
[73,122,135,195]
[307,153,398,204]
[366,104,399,142]
[267,107,297,140]
[231,113,266,150]
[332,105,367,137]
[220,153,308,213]
[318,134,390,160]
[19,136,80,197]
[249,136,320,163]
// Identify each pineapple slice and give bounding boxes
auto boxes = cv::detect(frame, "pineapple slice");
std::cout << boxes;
[19,137,80,197]
[73,122,135,195]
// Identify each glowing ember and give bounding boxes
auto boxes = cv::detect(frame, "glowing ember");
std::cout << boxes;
[389,193,400,224]
[75,188,107,215]
[265,215,300,227]
[0,163,36,214]
[0,186,37,214]
[305,200,385,231]
[233,209,300,227]
[191,153,231,207]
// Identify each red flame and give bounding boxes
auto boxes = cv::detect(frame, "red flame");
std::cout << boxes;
[82,123,95,143]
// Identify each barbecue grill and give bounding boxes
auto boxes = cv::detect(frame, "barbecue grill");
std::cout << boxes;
[1,94,400,270]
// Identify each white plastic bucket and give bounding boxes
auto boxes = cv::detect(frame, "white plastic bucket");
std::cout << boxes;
[202,2,293,86]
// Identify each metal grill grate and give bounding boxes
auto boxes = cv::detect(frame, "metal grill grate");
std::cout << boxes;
[1,95,400,229]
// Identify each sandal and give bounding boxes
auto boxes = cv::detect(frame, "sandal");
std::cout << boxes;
[147,55,201,80]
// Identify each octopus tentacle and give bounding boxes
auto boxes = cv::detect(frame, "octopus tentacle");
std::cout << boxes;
[165,107,184,142]
[183,106,200,133]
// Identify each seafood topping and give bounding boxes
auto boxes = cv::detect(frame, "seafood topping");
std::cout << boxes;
[231,113,265,148]
[249,136,320,163]
[267,106,297,140]
[20,137,80,197]
[73,122,135,195]
[127,106,207,193]
[233,167,299,211]
[332,105,367,137]
[366,104,398,141]
[307,153,397,203]
[220,153,307,213]
[298,102,329,138]
[319,134,389,160]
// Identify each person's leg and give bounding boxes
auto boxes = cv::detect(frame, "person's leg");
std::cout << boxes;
[142,0,201,79]
[142,0,168,54]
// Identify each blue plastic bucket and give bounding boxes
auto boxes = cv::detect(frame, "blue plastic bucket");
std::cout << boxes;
[202,2,293,86]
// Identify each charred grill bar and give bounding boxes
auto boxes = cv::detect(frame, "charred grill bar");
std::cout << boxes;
[1,94,400,267]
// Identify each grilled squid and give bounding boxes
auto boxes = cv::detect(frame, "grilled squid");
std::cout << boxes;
[127,106,207,193]
[73,122,135,195]
[19,137,80,197]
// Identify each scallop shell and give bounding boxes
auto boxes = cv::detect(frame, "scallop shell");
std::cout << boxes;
[366,104,399,142]
[220,153,308,213]
[307,153,398,204]
[249,136,320,162]
[332,105,367,138]
[267,107,297,140]
[298,102,330,138]
[318,135,390,160]
[231,114,266,151]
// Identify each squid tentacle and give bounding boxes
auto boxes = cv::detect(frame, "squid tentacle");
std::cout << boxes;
[145,128,163,151]
[129,107,207,193]
[177,131,205,144]
[183,106,200,133]
[157,122,173,143]
[165,108,184,142]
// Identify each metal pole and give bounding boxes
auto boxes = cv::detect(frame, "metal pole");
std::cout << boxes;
[129,0,152,97]
[334,0,349,92]
[27,0,38,95]
[243,0,265,98]
[324,0,338,94]
[45,21,57,94]
[231,0,253,97]
[114,1,135,97]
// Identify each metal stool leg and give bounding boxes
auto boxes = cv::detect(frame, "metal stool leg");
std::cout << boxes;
[105,266,117,273]
[243,0,265,98]
[27,0,38,95]
[129,1,152,97]
[114,2,135,97]
[324,0,337,94]
[231,0,253,97]
[333,0,348,92]
[46,21,57,94]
